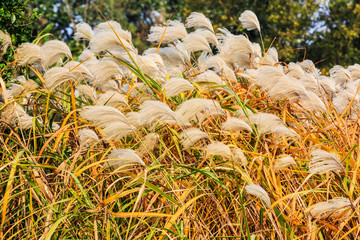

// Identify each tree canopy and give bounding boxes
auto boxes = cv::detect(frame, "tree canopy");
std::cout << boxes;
[1,0,360,71]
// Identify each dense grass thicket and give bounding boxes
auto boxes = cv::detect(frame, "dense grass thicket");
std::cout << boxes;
[0,10,360,239]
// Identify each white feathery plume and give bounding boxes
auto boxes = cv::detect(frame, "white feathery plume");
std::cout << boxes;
[145,47,186,75]
[81,105,130,128]
[297,91,326,113]
[162,77,194,97]
[255,66,285,90]
[78,49,96,62]
[182,32,212,53]
[137,54,166,80]
[239,10,261,32]
[221,117,253,132]
[274,155,296,171]
[306,197,352,220]
[347,64,360,79]
[97,91,128,107]
[330,65,352,86]
[81,106,135,140]
[256,66,308,101]
[232,148,247,165]
[86,59,122,86]
[199,54,237,81]
[249,112,298,138]
[16,43,42,66]
[1,103,35,130]
[176,98,225,123]
[41,40,72,68]
[332,90,351,114]
[309,149,344,175]
[185,12,214,33]
[89,30,135,53]
[263,47,278,65]
[8,79,38,98]
[74,23,94,41]
[138,133,160,154]
[287,62,305,78]
[217,28,254,55]
[0,30,11,56]
[43,67,77,89]
[64,61,93,80]
[94,21,132,43]
[77,84,97,101]
[138,100,189,127]
[105,149,145,169]
[78,128,99,146]
[245,184,271,208]
[7,84,24,98]
[174,39,191,61]
[197,51,212,72]
[266,76,308,101]
[94,20,132,43]
[94,21,122,32]
[206,142,232,159]
[193,70,225,86]
[318,76,336,93]
[125,112,142,128]
[252,43,262,58]
[300,60,319,77]
[147,20,187,44]
[299,73,319,93]
[194,29,218,46]
[180,128,209,149]
[102,122,136,140]
[0,30,11,53]
[21,79,39,92]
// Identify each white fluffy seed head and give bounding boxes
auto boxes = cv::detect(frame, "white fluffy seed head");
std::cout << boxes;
[89,30,135,53]
[330,65,352,86]
[138,100,188,127]
[221,117,253,132]
[206,142,232,159]
[43,67,77,89]
[86,59,122,86]
[16,43,42,66]
[274,155,296,171]
[239,10,261,32]
[64,61,93,80]
[0,30,11,56]
[310,149,344,175]
[97,91,128,108]
[105,149,145,169]
[77,84,97,101]
[306,197,352,220]
[78,128,99,146]
[138,133,160,154]
[249,113,298,138]
[245,184,271,208]
[74,23,94,41]
[162,77,194,98]
[1,103,34,130]
[176,98,225,123]
[180,128,209,149]
[182,32,212,53]
[185,12,214,33]
[41,40,72,68]
[147,20,187,44]
[232,148,247,165]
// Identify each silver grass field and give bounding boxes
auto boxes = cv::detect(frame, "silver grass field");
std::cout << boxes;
[1,10,360,239]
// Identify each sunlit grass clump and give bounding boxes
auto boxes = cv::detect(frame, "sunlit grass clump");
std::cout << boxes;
[1,10,360,239]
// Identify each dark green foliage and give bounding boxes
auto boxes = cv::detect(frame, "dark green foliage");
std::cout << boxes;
[0,0,39,44]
